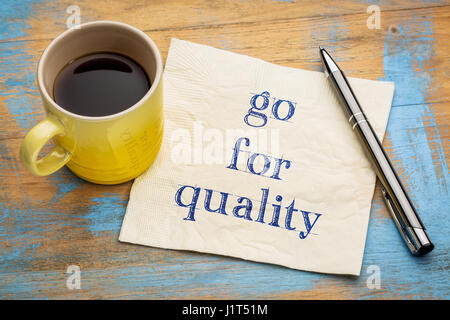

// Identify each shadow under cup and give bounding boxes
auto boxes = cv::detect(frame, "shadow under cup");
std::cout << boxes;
[37,21,164,184]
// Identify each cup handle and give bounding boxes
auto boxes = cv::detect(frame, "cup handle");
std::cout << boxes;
[19,116,72,176]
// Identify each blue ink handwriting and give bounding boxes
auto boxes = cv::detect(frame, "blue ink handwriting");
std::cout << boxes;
[175,184,322,239]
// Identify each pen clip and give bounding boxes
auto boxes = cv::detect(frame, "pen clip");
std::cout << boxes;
[380,187,417,253]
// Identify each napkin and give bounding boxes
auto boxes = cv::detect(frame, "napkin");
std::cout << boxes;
[119,39,394,275]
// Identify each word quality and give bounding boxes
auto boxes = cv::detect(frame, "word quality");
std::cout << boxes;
[244,91,297,127]
[175,185,322,239]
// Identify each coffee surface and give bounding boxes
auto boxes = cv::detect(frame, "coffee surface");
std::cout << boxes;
[54,52,150,117]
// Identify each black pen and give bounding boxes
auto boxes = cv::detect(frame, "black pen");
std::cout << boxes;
[319,46,434,255]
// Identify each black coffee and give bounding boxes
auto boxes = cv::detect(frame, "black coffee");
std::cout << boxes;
[53,52,150,117]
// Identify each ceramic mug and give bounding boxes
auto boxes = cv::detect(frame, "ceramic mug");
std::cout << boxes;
[19,21,163,184]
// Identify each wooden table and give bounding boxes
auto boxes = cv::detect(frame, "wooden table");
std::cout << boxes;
[1,0,448,299]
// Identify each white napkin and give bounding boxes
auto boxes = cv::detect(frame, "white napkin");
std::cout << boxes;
[119,39,394,276]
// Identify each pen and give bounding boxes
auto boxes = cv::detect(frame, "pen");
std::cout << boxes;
[319,46,434,255]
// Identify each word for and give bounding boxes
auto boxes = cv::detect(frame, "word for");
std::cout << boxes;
[66,265,81,290]
[227,137,291,180]
[244,91,296,127]
[175,185,321,239]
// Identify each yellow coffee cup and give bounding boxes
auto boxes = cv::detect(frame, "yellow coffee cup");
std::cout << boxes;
[19,21,163,184]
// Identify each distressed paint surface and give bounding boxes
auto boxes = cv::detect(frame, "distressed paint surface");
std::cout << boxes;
[0,0,449,299]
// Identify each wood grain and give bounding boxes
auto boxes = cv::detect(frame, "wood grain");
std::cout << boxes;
[0,0,448,299]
